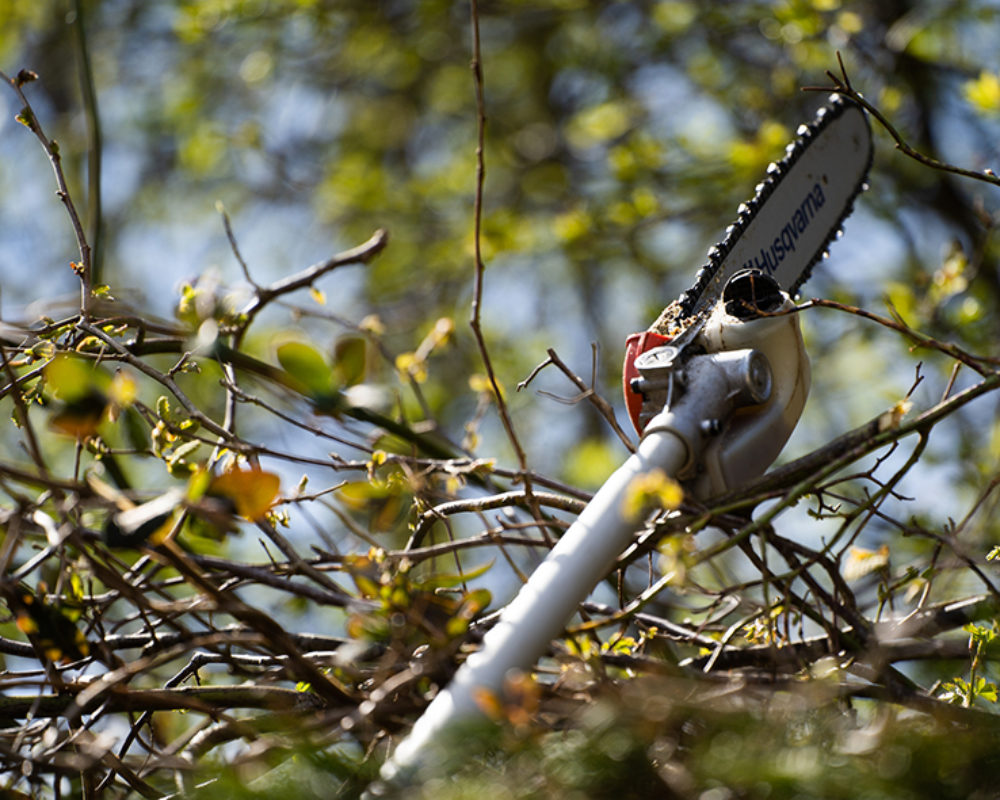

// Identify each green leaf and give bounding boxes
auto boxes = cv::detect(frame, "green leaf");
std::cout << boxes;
[276,340,335,397]
[26,341,55,362]
[15,106,34,128]
[563,438,620,490]
[938,678,969,704]
[964,71,1000,115]
[332,336,367,387]
[419,560,495,590]
[976,679,998,703]
[168,439,202,469]
[445,588,492,637]
[964,622,997,645]
[45,355,106,404]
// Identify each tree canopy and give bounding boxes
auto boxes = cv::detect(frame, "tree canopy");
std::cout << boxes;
[1,1,1000,797]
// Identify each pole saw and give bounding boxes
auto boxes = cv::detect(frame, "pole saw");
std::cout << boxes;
[375,94,874,789]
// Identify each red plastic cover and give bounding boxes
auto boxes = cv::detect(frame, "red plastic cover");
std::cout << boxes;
[622,330,672,435]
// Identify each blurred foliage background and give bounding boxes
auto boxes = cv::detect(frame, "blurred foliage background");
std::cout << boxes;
[2,0,1000,479]
[1,0,1000,797]
[2,0,1000,487]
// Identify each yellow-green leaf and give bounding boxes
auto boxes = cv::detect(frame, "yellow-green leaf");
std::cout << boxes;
[964,71,1000,115]
[623,469,683,520]
[333,336,367,387]
[566,100,633,150]
[420,560,495,591]
[563,438,620,490]
[45,355,104,404]
[276,340,334,396]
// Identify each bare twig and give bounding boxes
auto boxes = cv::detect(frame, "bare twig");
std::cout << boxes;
[0,345,48,476]
[72,0,104,286]
[406,489,586,550]
[216,201,257,287]
[532,346,636,452]
[0,69,94,314]
[803,53,1000,188]
[467,0,531,479]
[797,298,998,376]
[238,228,388,324]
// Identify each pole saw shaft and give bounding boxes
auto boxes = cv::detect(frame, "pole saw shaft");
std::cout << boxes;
[379,329,780,786]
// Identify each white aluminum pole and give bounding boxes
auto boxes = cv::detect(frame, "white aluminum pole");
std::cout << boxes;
[378,350,767,787]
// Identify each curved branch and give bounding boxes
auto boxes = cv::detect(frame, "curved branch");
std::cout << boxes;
[238,228,389,325]
[803,54,1000,188]
[0,69,93,314]
[406,489,586,550]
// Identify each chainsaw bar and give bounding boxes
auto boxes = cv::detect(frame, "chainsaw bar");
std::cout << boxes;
[624,95,873,435]
[678,95,873,319]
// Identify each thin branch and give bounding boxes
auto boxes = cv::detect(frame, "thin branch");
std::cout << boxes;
[797,298,998,376]
[238,228,388,323]
[76,321,244,447]
[406,489,586,550]
[0,345,48,477]
[216,201,257,287]
[0,683,323,719]
[0,69,93,314]
[537,346,636,453]
[72,0,104,286]
[390,525,555,565]
[803,53,1000,188]
[467,0,531,478]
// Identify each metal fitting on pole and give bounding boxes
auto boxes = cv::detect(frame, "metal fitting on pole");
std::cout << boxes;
[641,348,772,480]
